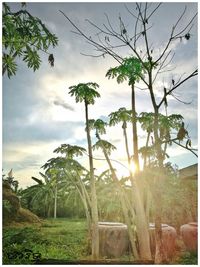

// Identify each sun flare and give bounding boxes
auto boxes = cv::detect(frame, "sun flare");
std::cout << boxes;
[129,160,137,175]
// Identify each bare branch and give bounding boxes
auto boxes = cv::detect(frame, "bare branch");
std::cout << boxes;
[152,51,175,84]
[134,12,140,49]
[147,3,162,20]
[104,13,119,35]
[155,7,197,65]
[136,3,152,68]
[173,12,197,39]
[172,140,198,157]
[154,7,185,64]
[157,67,177,74]
[173,6,187,30]
[124,4,143,23]
[85,18,111,36]
[80,52,105,58]
[158,69,198,108]
[59,10,122,63]
[159,51,175,71]
[135,85,148,91]
[170,92,193,105]
[70,30,82,36]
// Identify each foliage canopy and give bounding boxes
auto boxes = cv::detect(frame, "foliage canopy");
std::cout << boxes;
[69,82,100,105]
[2,3,58,78]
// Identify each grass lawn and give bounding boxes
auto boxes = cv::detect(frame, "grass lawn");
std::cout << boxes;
[3,218,197,264]
[3,218,89,264]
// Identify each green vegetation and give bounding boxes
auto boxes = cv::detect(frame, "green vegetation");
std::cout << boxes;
[177,252,198,265]
[3,219,88,264]
[61,3,197,262]
[2,3,58,78]
[3,3,197,264]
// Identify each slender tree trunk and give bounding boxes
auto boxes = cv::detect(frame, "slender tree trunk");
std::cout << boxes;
[85,101,99,260]
[47,205,51,218]
[122,122,131,164]
[105,161,139,259]
[154,185,167,263]
[120,191,139,260]
[77,183,92,230]
[146,65,167,263]
[65,170,92,232]
[96,133,139,259]
[153,167,167,263]
[153,108,167,263]
[145,187,151,226]
[54,182,57,219]
[131,84,140,170]
[143,131,151,169]
[77,182,92,231]
[131,84,152,260]
[130,175,152,260]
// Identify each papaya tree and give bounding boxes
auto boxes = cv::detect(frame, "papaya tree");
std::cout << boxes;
[95,169,123,221]
[138,113,185,168]
[109,108,132,164]
[68,82,100,259]
[106,57,146,171]
[41,158,65,219]
[53,144,92,230]
[61,3,197,263]
[91,119,138,258]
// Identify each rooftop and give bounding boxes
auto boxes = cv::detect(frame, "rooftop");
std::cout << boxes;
[179,163,198,180]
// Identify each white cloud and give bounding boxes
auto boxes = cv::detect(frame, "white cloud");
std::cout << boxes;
[3,2,197,188]
[3,139,72,188]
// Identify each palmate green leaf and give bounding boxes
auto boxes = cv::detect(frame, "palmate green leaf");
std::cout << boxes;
[117,73,127,83]
[93,140,116,155]
[106,67,119,79]
[167,114,184,130]
[3,3,10,13]
[109,107,132,126]
[3,53,17,78]
[139,112,157,133]
[53,144,86,158]
[21,2,26,8]
[106,56,144,85]
[139,146,155,158]
[138,112,184,138]
[48,33,59,47]
[88,119,95,129]
[64,158,86,172]
[97,169,112,181]
[2,3,58,77]
[23,49,41,71]
[94,119,107,135]
[41,157,65,170]
[89,119,107,135]
[69,82,100,105]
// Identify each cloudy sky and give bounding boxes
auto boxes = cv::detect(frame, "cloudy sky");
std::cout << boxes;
[3,1,198,188]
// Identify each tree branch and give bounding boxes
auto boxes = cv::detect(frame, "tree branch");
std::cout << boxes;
[172,140,198,157]
[154,7,197,65]
[158,69,198,108]
[60,10,123,63]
